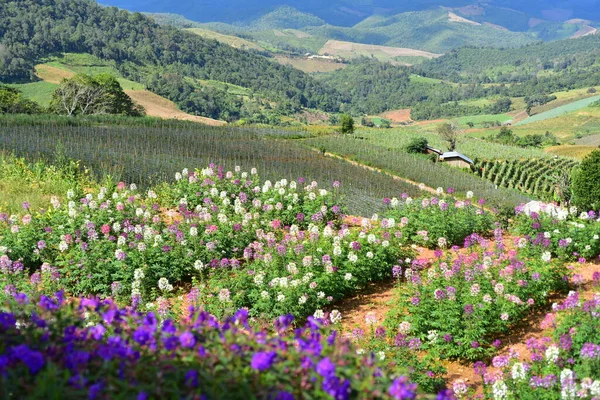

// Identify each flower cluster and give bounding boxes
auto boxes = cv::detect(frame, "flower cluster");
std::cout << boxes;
[513,201,600,261]
[0,290,437,399]
[386,241,571,360]
[384,194,493,249]
[478,288,600,399]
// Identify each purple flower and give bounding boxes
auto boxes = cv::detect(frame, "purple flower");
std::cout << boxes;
[473,361,487,376]
[581,343,600,359]
[184,369,199,388]
[388,376,417,400]
[463,304,474,316]
[316,357,336,377]
[10,344,44,374]
[276,392,294,400]
[471,341,480,349]
[179,332,196,349]
[251,351,277,371]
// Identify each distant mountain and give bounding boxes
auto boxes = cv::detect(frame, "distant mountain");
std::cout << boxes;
[99,0,600,26]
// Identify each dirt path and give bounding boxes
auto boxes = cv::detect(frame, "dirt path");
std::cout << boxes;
[333,236,600,391]
[317,149,439,196]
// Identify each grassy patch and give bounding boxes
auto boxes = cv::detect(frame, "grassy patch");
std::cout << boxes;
[8,81,58,107]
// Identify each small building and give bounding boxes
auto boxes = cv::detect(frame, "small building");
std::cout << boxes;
[439,151,474,169]
[425,145,443,156]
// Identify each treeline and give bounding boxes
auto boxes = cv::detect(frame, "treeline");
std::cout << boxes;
[318,59,514,118]
[0,0,343,120]
[417,35,600,85]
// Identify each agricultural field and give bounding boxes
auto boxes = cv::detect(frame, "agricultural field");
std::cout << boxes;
[511,105,600,142]
[472,157,580,201]
[515,94,600,126]
[185,28,264,51]
[273,56,347,73]
[0,115,423,216]
[546,145,599,160]
[303,134,531,210]
[318,40,441,64]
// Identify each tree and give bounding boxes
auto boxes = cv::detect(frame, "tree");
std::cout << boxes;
[340,114,354,134]
[50,74,143,117]
[571,150,600,211]
[437,122,460,151]
[0,85,40,114]
[406,137,428,154]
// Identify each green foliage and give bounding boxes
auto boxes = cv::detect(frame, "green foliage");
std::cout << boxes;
[0,0,343,119]
[406,137,428,154]
[386,243,571,361]
[473,157,579,202]
[340,114,354,134]
[49,74,143,117]
[437,123,459,152]
[0,85,41,114]
[488,127,559,148]
[572,150,600,211]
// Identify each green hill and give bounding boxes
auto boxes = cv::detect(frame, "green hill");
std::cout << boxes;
[0,0,344,122]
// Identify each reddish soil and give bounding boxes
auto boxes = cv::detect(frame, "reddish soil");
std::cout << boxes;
[382,109,413,124]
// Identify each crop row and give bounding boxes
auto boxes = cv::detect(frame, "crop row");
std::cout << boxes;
[473,157,579,201]
[0,120,423,216]
[304,136,531,209]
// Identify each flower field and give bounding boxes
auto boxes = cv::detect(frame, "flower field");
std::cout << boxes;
[1,152,599,398]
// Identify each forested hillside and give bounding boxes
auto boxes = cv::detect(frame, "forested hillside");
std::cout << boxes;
[0,0,344,120]
[418,35,600,83]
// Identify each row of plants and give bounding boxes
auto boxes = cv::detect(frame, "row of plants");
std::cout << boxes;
[383,191,494,249]
[479,282,600,399]
[472,158,579,202]
[386,235,572,361]
[512,201,600,261]
[0,290,447,399]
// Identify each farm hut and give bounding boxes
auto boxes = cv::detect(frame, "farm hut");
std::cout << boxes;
[439,151,474,169]
[426,145,443,156]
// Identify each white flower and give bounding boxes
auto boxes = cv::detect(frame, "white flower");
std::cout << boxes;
[466,191,474,199]
[67,189,75,199]
[158,277,173,292]
[398,321,411,334]
[356,348,365,355]
[175,172,182,181]
[344,273,353,281]
[492,380,508,400]
[58,241,68,252]
[542,251,552,262]
[366,251,374,259]
[277,293,286,302]
[377,351,385,361]
[330,310,342,324]
[313,309,325,319]
[381,240,389,247]
[134,269,145,280]
[544,232,551,239]
[427,330,439,343]
[545,344,559,364]
[194,260,204,271]
[189,227,198,237]
[317,291,325,299]
[260,290,270,299]
[436,187,443,195]
[511,363,527,381]
[298,295,308,305]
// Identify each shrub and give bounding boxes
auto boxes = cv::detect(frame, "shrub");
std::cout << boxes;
[479,290,600,399]
[572,150,600,211]
[512,202,600,261]
[339,114,354,134]
[406,137,428,154]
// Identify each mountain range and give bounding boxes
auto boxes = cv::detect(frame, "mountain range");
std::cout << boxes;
[100,0,600,27]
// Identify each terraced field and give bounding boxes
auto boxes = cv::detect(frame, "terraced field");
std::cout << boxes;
[515,94,600,126]
[473,157,579,201]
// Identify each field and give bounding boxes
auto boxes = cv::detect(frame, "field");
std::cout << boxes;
[7,81,57,107]
[185,28,264,51]
[515,94,600,126]
[303,133,531,209]
[511,105,600,141]
[318,40,441,64]
[0,115,423,216]
[273,56,347,73]
[545,144,599,159]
